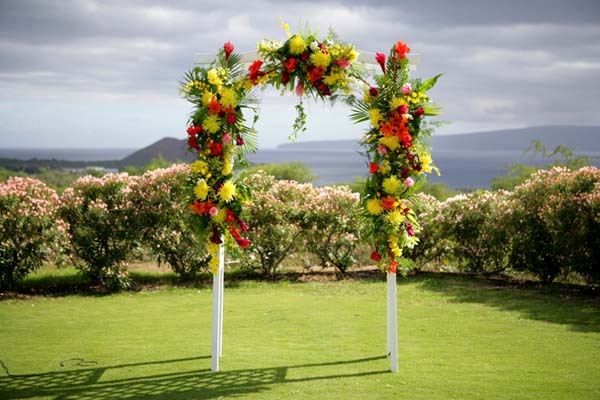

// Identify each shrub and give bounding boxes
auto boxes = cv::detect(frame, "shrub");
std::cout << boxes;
[304,185,362,273]
[510,167,600,284]
[435,191,511,273]
[59,173,139,291]
[0,177,68,290]
[237,172,313,276]
[131,164,209,280]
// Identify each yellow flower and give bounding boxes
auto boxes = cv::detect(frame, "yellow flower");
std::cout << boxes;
[382,176,401,194]
[222,159,233,175]
[419,152,433,173]
[386,210,405,226]
[207,69,222,86]
[323,73,339,86]
[348,47,359,62]
[190,160,209,175]
[202,91,215,106]
[369,109,382,127]
[379,160,391,175]
[279,18,291,38]
[310,50,331,67]
[208,256,220,274]
[388,235,402,257]
[203,114,220,134]
[194,180,209,200]
[390,97,407,110]
[289,35,306,55]
[379,136,400,151]
[207,242,220,257]
[220,87,237,109]
[218,180,236,202]
[366,198,383,215]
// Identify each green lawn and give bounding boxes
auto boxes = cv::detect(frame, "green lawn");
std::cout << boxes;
[0,275,599,399]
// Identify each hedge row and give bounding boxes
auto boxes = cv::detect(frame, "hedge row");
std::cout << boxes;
[1,165,598,291]
[411,167,600,285]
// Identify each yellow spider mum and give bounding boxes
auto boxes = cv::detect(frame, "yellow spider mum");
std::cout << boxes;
[220,87,237,108]
[289,35,306,55]
[366,198,383,215]
[203,114,220,134]
[310,51,331,68]
[194,180,209,200]
[386,210,405,226]
[218,180,236,202]
[382,176,401,194]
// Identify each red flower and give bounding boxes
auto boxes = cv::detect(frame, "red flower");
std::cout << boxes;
[248,60,265,84]
[187,125,202,136]
[393,41,410,59]
[285,58,299,72]
[187,135,200,151]
[236,136,245,146]
[369,162,379,174]
[370,250,382,262]
[414,107,425,117]
[369,87,379,97]
[226,209,235,223]
[307,66,324,84]
[318,84,332,96]
[223,41,234,60]
[375,52,386,74]
[190,200,215,216]
[301,52,309,61]
[227,113,237,124]
[209,141,224,156]
[281,71,290,85]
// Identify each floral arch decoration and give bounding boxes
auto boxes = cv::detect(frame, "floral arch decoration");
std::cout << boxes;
[179,26,441,275]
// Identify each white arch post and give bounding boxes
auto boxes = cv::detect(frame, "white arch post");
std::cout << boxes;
[195,50,420,373]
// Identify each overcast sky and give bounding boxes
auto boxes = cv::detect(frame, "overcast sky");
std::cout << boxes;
[0,0,599,149]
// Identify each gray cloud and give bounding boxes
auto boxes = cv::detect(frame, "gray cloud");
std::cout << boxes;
[0,0,599,147]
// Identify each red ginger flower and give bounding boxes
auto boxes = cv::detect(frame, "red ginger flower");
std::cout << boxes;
[375,52,386,74]
[224,42,234,60]
[394,41,410,59]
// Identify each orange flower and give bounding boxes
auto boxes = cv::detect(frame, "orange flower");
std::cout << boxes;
[208,98,222,114]
[381,196,396,211]
[190,200,215,215]
[394,41,410,59]
[307,66,324,84]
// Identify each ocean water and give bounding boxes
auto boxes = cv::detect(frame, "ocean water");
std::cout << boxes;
[0,148,136,161]
[3,146,599,189]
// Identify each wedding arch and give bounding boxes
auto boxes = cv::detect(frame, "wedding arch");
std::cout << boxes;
[180,25,441,373]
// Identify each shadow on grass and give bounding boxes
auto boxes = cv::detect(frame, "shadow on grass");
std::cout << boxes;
[405,272,600,333]
[0,355,388,400]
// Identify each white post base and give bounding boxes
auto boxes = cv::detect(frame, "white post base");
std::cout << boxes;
[211,240,225,372]
[386,272,398,373]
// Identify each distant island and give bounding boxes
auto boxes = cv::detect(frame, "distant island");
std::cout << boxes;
[1,125,599,188]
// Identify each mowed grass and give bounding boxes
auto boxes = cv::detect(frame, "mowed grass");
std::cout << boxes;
[0,275,599,400]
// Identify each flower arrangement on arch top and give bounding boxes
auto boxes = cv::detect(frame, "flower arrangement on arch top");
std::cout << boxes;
[350,39,442,273]
[180,42,258,274]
